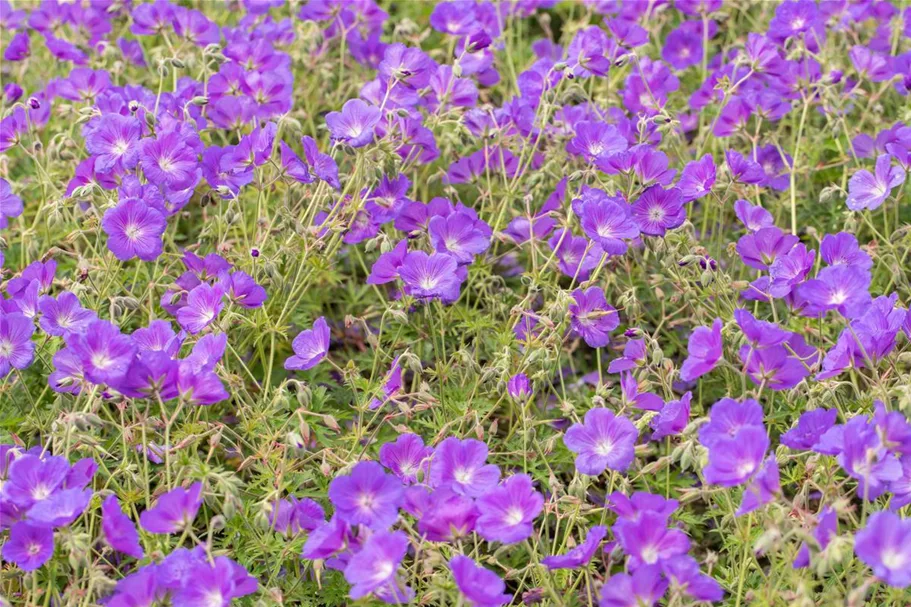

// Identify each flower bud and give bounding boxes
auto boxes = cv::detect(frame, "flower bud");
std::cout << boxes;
[507,373,531,401]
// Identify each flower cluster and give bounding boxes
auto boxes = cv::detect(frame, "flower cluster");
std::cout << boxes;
[2,0,911,605]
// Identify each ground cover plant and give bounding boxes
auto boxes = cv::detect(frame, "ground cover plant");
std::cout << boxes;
[1,0,911,605]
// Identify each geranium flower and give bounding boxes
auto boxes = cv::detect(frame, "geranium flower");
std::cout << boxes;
[564,408,638,475]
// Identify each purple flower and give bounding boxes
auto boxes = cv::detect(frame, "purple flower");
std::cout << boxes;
[564,408,638,475]
[850,45,892,82]
[378,43,435,89]
[1,522,54,571]
[736,455,780,516]
[733,199,774,232]
[608,338,647,373]
[379,434,433,485]
[567,121,627,162]
[450,555,512,607]
[221,271,267,309]
[661,555,725,602]
[820,232,872,271]
[139,131,199,190]
[890,456,911,510]
[102,495,144,559]
[301,136,340,189]
[475,473,543,544]
[541,525,607,570]
[102,198,167,262]
[365,175,411,224]
[428,437,500,498]
[285,316,330,371]
[734,309,790,349]
[651,392,692,441]
[569,287,619,348]
[1,454,68,509]
[4,30,29,62]
[781,409,838,450]
[176,283,224,335]
[369,355,403,409]
[367,240,408,285]
[679,319,723,381]
[566,26,614,78]
[614,511,691,568]
[621,372,665,411]
[726,150,766,185]
[631,185,686,236]
[26,487,91,527]
[837,416,901,500]
[428,212,491,263]
[232,122,277,169]
[736,227,799,270]
[398,251,464,302]
[854,511,911,588]
[328,461,403,530]
[798,265,871,319]
[302,516,347,560]
[703,426,769,487]
[768,243,815,298]
[0,311,35,376]
[326,99,381,148]
[846,154,906,211]
[66,320,135,386]
[548,229,600,280]
[631,146,676,186]
[172,555,258,605]
[0,178,24,229]
[139,482,203,534]
[202,145,254,198]
[577,191,640,256]
[417,487,479,542]
[793,506,837,569]
[507,373,531,400]
[677,155,716,202]
[739,335,816,391]
[83,114,141,173]
[662,21,707,70]
[344,530,409,600]
[37,292,96,337]
[599,565,668,607]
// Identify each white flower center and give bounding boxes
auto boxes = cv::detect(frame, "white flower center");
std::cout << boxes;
[113,140,130,157]
[0,340,13,357]
[91,353,113,370]
[125,223,144,241]
[505,507,525,526]
[641,545,659,564]
[453,467,474,485]
[595,440,614,457]
[419,275,439,291]
[358,492,375,512]
[882,549,907,570]
[204,589,224,607]
[31,484,52,501]
[373,560,394,581]
[737,461,756,478]
[596,224,615,238]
